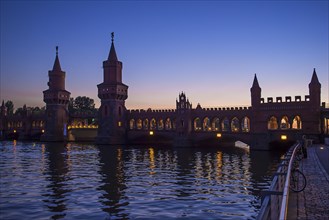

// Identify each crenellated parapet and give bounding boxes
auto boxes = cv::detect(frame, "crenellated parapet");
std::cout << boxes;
[199,106,251,111]
[127,109,176,114]
[260,95,311,104]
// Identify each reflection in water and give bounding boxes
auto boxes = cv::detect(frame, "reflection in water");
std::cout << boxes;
[97,146,128,219]
[149,147,156,175]
[42,143,70,219]
[0,142,282,219]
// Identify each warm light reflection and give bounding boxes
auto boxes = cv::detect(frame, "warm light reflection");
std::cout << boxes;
[205,154,213,180]
[281,135,287,140]
[65,143,72,169]
[116,148,124,183]
[149,147,156,174]
[216,133,222,138]
[118,121,122,127]
[149,131,154,136]
[41,144,45,172]
[13,129,16,133]
[117,148,122,161]
[42,129,45,133]
[13,140,17,154]
[195,152,203,179]
[216,151,223,171]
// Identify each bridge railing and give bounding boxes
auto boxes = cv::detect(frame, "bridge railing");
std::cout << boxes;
[256,141,301,220]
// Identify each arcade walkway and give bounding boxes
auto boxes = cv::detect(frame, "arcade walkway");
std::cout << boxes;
[288,144,329,219]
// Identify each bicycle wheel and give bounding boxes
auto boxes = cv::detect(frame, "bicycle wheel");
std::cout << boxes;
[290,169,306,192]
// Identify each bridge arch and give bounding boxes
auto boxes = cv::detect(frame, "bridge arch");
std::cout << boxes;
[158,119,164,130]
[136,119,142,130]
[203,117,211,131]
[150,118,156,130]
[231,117,240,132]
[268,116,278,130]
[212,117,220,131]
[143,119,149,130]
[221,117,230,132]
[241,116,250,132]
[194,117,202,131]
[165,118,172,130]
[280,116,290,129]
[292,115,302,129]
[129,119,135,129]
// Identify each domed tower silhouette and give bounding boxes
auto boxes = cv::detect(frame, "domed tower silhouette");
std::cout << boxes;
[41,47,71,141]
[96,33,128,144]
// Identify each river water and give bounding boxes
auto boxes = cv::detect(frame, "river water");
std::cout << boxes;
[0,141,282,219]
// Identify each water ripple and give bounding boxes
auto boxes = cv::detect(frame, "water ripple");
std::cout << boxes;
[0,141,282,219]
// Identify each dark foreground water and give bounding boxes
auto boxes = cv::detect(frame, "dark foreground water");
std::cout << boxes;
[0,141,282,220]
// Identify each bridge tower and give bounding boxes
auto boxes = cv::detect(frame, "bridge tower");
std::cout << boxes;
[41,47,71,142]
[96,33,128,145]
[250,74,262,109]
[309,68,321,108]
[174,92,192,146]
[250,74,265,138]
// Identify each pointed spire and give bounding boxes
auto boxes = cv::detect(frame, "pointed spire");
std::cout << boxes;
[310,68,320,85]
[252,74,261,88]
[108,32,118,61]
[52,46,62,71]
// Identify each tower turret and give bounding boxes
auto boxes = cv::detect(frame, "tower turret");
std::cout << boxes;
[309,68,321,108]
[176,92,192,136]
[41,47,71,142]
[97,33,129,144]
[250,74,262,108]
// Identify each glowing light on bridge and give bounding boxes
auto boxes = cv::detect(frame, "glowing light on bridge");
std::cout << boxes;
[13,130,16,133]
[149,131,154,136]
[42,129,45,133]
[67,125,98,129]
[216,133,222,138]
[281,135,287,140]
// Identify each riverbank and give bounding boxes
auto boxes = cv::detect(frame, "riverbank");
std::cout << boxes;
[288,144,329,219]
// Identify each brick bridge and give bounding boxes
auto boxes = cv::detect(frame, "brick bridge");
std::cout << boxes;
[1,35,328,150]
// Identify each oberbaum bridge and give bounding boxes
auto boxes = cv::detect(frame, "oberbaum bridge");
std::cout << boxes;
[1,34,329,150]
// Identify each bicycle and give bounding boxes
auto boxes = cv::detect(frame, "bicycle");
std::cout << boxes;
[290,145,307,193]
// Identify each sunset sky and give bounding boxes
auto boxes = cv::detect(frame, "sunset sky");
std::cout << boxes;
[1,1,328,110]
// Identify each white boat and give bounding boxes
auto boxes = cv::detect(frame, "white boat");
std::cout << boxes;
[235,141,250,150]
